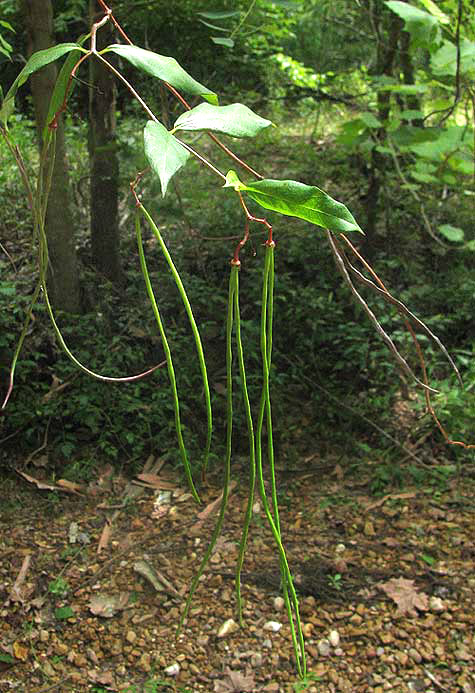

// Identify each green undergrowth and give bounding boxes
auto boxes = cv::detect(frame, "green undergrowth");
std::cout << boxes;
[1,116,474,481]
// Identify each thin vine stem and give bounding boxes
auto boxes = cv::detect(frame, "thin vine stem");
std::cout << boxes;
[135,213,200,503]
[232,261,256,626]
[177,263,236,635]
[137,204,213,476]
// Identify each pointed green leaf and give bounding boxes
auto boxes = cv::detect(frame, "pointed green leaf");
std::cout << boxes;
[418,0,449,24]
[211,37,235,47]
[431,39,475,77]
[3,43,84,104]
[174,103,273,138]
[239,177,363,234]
[438,224,464,243]
[44,48,83,137]
[359,112,382,129]
[103,45,218,105]
[144,120,190,196]
[223,169,245,189]
[196,11,241,20]
[385,1,439,48]
[198,19,231,32]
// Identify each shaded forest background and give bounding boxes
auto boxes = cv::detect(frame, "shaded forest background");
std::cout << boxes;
[0,0,474,490]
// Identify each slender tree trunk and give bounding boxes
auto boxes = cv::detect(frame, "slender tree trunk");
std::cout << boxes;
[361,3,402,251]
[88,0,124,286]
[23,0,81,313]
[399,31,423,126]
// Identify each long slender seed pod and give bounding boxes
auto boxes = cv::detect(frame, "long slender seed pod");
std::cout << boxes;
[177,264,237,635]
[1,282,41,410]
[233,262,256,626]
[255,247,306,677]
[136,213,200,503]
[138,205,213,477]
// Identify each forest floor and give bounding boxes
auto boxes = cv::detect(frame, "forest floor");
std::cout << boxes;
[0,455,474,693]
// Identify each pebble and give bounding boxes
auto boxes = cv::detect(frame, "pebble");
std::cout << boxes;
[429,596,445,613]
[329,630,340,647]
[317,639,331,657]
[126,630,137,644]
[251,652,263,667]
[263,620,282,632]
[217,618,239,638]
[164,662,180,676]
[273,596,285,611]
[408,648,422,663]
[263,638,272,649]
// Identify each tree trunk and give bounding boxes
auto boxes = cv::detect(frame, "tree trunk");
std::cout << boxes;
[88,0,124,286]
[22,0,82,313]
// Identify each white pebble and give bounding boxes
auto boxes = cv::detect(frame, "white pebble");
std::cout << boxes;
[217,618,239,638]
[317,639,331,657]
[329,630,340,647]
[273,596,285,611]
[164,662,180,676]
[429,596,445,613]
[263,620,282,632]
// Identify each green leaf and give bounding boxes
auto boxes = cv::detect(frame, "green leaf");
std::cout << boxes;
[54,605,74,620]
[143,120,190,196]
[0,20,15,32]
[400,109,425,121]
[174,102,273,138]
[0,653,14,664]
[421,553,436,566]
[196,11,241,20]
[223,169,245,189]
[431,39,475,77]
[359,112,382,129]
[377,83,428,94]
[237,176,363,234]
[3,43,84,105]
[198,19,231,32]
[44,48,83,138]
[385,1,439,48]
[418,0,449,24]
[211,37,235,47]
[438,224,464,243]
[103,45,218,105]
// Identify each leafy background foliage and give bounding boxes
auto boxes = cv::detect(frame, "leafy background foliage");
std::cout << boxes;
[1,0,474,485]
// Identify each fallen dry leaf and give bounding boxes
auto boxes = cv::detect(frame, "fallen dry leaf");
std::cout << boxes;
[214,666,255,692]
[365,491,416,512]
[8,555,32,604]
[378,577,429,617]
[89,592,130,618]
[12,642,28,661]
[97,521,113,553]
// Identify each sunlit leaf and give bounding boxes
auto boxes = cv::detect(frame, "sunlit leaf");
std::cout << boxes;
[143,120,190,196]
[3,43,84,104]
[196,11,241,20]
[431,39,475,77]
[211,37,235,47]
[236,175,363,234]
[385,1,439,48]
[103,44,218,104]
[198,19,230,32]
[174,102,273,138]
[438,224,464,243]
